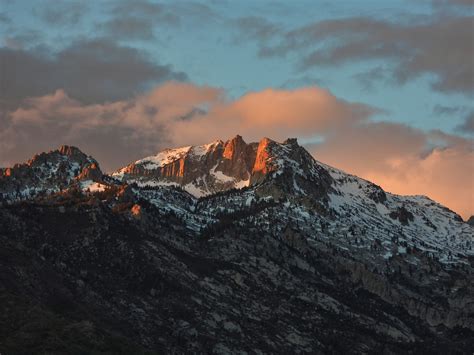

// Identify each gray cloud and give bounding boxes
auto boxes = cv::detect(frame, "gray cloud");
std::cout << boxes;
[107,0,216,28]
[110,0,180,23]
[456,111,474,133]
[99,16,156,41]
[234,16,281,41]
[0,39,187,109]
[96,1,218,41]
[2,30,43,49]
[36,1,88,26]
[433,104,465,116]
[97,0,181,41]
[352,67,391,92]
[257,15,474,95]
[0,12,11,24]
[432,0,474,8]
[280,75,329,89]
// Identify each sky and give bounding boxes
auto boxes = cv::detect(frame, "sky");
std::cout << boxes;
[0,0,473,218]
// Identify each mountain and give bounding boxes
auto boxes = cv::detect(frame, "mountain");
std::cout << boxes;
[0,145,104,201]
[112,135,257,196]
[0,137,473,353]
[112,135,332,199]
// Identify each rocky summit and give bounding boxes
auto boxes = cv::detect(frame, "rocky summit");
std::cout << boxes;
[0,137,473,354]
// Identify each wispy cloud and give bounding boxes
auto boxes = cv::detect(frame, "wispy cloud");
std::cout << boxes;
[249,13,474,95]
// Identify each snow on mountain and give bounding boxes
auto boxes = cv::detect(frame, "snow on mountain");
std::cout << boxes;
[1,137,472,267]
[0,145,103,202]
[112,135,257,196]
[2,137,473,352]
[135,146,192,170]
[111,136,473,268]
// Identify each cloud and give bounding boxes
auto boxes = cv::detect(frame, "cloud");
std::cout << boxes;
[101,0,219,35]
[280,75,329,90]
[36,1,87,26]
[352,67,390,92]
[137,87,379,148]
[0,12,11,24]
[1,83,472,219]
[0,83,376,170]
[433,104,465,116]
[256,14,474,95]
[432,0,474,9]
[456,111,474,133]
[234,16,281,42]
[0,39,187,109]
[97,0,182,40]
[0,83,222,170]
[99,16,156,41]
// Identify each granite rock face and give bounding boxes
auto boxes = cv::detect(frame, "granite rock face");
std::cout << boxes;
[112,136,331,198]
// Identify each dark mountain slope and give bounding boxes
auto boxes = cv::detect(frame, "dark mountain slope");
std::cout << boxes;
[0,138,473,353]
[0,195,473,354]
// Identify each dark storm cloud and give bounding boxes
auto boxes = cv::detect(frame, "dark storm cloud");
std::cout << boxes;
[257,14,474,95]
[0,39,187,109]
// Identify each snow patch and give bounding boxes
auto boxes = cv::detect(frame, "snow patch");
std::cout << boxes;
[81,180,107,192]
[136,146,192,170]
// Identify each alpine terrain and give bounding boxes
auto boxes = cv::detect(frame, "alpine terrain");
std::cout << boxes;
[0,135,473,354]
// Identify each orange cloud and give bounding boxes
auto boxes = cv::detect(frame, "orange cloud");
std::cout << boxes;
[167,86,378,145]
[2,82,472,219]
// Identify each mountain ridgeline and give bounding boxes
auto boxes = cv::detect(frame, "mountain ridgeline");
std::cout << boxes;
[0,136,473,354]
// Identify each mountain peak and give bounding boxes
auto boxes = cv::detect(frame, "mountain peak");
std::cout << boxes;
[112,135,330,200]
[58,145,84,157]
[251,137,278,181]
[0,145,102,202]
[223,134,247,159]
